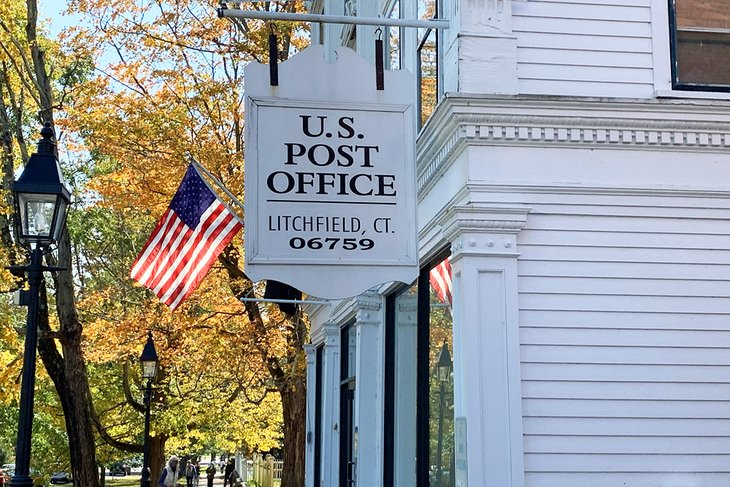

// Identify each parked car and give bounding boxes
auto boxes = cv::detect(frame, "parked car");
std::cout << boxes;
[49,472,72,484]
[109,462,130,476]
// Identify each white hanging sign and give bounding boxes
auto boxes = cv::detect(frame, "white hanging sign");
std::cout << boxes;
[244,45,417,299]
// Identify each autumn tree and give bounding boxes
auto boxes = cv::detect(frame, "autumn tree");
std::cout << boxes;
[0,0,104,485]
[64,1,309,484]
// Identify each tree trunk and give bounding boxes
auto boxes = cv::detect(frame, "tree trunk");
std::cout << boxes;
[280,374,306,487]
[149,434,167,483]
[219,249,307,486]
[22,1,100,484]
[37,231,100,487]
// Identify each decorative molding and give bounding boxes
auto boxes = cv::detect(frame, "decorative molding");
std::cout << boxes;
[354,292,383,327]
[466,182,730,199]
[304,344,317,365]
[322,322,340,347]
[438,204,530,259]
[417,96,730,195]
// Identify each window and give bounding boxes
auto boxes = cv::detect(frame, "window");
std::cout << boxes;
[417,0,439,127]
[424,254,454,487]
[314,346,323,487]
[670,0,730,90]
[385,250,454,487]
[340,322,357,487]
[387,1,402,70]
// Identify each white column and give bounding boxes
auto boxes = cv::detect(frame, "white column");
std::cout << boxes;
[439,204,529,487]
[304,344,317,487]
[353,292,385,487]
[319,322,341,487]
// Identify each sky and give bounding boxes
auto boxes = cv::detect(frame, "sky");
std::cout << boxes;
[40,0,81,37]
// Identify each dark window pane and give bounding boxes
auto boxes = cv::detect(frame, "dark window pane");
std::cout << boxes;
[677,30,730,86]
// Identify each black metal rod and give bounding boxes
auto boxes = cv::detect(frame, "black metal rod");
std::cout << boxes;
[10,245,44,487]
[140,379,153,487]
[269,33,278,86]
[375,38,385,91]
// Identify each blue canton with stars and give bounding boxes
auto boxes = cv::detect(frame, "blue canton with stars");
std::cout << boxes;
[169,165,216,228]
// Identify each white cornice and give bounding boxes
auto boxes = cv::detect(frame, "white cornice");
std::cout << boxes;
[417,95,730,195]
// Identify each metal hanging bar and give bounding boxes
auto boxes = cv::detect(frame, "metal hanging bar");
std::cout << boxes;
[240,297,331,306]
[218,6,449,29]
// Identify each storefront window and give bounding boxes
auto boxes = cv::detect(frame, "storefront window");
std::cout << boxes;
[427,256,453,487]
[340,323,357,487]
[386,251,454,486]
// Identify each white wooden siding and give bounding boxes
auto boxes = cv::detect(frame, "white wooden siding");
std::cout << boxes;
[512,0,655,97]
[518,199,730,487]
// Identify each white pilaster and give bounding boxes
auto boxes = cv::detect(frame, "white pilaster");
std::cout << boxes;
[393,293,418,487]
[439,204,529,487]
[353,292,385,487]
[304,344,317,487]
[319,322,341,487]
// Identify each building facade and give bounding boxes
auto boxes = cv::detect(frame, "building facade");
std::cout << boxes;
[303,1,730,486]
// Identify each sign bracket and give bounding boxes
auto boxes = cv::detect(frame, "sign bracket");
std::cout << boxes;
[218,4,450,30]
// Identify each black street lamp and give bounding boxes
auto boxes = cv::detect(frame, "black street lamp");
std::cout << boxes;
[435,342,452,487]
[9,123,70,487]
[140,332,159,487]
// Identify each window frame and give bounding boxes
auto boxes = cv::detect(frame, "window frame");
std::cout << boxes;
[665,0,730,93]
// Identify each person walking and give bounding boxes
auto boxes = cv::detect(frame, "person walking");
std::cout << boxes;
[194,461,201,487]
[185,459,196,487]
[205,462,216,487]
[223,458,234,487]
[158,455,180,487]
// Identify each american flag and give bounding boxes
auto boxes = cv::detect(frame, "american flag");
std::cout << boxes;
[429,258,452,306]
[130,165,243,311]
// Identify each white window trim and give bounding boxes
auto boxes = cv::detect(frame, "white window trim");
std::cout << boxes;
[652,0,730,100]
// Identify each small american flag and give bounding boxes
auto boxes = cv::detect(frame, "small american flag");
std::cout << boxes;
[429,258,452,306]
[130,165,243,310]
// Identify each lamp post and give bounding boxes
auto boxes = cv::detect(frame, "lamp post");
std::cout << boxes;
[140,332,159,487]
[435,342,451,487]
[9,123,70,487]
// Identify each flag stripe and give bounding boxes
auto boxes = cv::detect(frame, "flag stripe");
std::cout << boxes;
[157,204,233,301]
[167,215,242,309]
[138,217,186,288]
[130,209,177,280]
[151,204,227,295]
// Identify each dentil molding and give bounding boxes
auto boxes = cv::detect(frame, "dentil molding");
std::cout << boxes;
[417,96,730,194]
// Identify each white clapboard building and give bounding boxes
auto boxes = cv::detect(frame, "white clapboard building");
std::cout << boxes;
[298,1,730,486]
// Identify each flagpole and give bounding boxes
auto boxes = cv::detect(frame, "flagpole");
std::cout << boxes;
[187,155,246,215]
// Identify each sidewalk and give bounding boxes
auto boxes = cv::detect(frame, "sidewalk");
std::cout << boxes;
[103,475,241,486]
